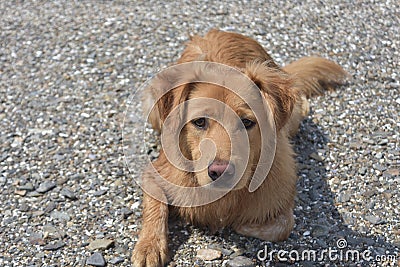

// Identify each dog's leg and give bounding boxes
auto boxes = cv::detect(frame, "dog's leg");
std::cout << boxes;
[131,191,169,267]
[234,208,294,241]
[285,94,310,137]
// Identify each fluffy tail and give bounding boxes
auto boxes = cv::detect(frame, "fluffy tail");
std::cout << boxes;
[283,56,349,98]
[282,56,348,137]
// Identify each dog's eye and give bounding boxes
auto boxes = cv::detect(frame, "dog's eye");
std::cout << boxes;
[192,117,208,129]
[241,118,255,129]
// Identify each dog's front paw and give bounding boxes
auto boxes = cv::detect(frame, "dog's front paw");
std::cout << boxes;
[131,236,168,267]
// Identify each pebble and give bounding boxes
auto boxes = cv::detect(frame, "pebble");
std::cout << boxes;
[363,189,377,198]
[60,187,78,200]
[337,191,351,203]
[384,168,399,177]
[109,257,124,264]
[29,233,45,245]
[86,252,106,267]
[121,208,133,219]
[377,138,388,145]
[43,202,56,214]
[19,203,30,212]
[14,189,27,196]
[36,181,56,193]
[43,225,66,239]
[57,177,69,185]
[196,248,222,261]
[26,191,42,197]
[365,215,382,225]
[88,239,114,250]
[358,167,367,175]
[311,225,330,237]
[43,241,65,251]
[373,163,386,172]
[309,152,324,162]
[93,189,108,197]
[18,182,34,191]
[50,210,71,221]
[226,256,255,267]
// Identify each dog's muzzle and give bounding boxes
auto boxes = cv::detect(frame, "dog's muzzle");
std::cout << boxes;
[208,160,235,181]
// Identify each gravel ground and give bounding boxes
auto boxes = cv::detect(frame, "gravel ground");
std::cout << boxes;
[1,1,399,266]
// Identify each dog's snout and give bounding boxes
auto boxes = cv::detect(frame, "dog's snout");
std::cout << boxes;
[208,160,235,181]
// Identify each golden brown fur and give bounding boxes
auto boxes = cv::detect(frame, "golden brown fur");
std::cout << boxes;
[132,29,347,266]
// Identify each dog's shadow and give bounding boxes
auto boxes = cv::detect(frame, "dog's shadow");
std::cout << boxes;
[166,117,398,266]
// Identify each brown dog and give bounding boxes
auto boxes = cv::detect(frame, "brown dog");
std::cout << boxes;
[131,29,347,266]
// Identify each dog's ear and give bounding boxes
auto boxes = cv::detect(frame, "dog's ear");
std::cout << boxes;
[158,84,190,122]
[146,82,190,132]
[245,62,297,130]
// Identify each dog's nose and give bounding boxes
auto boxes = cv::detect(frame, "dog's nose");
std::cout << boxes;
[208,160,235,181]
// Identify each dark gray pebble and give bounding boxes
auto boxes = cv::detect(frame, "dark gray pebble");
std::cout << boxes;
[43,240,65,251]
[60,187,77,200]
[86,252,106,267]
[36,181,56,193]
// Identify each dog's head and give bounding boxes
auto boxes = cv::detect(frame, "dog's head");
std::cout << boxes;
[147,62,296,191]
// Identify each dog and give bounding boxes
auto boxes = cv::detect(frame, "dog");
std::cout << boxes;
[131,29,347,266]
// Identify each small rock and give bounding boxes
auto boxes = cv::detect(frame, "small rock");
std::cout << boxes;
[86,252,106,267]
[19,203,30,212]
[88,239,114,250]
[309,152,324,162]
[121,208,133,219]
[93,189,107,197]
[18,182,34,191]
[363,138,375,144]
[44,202,56,214]
[220,248,234,256]
[384,168,399,177]
[337,191,351,203]
[131,201,141,210]
[29,232,45,245]
[43,240,65,251]
[31,210,45,217]
[359,167,367,175]
[311,225,330,237]
[114,179,123,186]
[363,189,377,198]
[26,191,42,197]
[57,177,69,185]
[43,225,66,239]
[383,191,392,199]
[109,257,124,264]
[15,189,27,196]
[60,187,77,200]
[365,215,381,225]
[50,210,71,221]
[0,176,6,185]
[372,163,386,171]
[229,249,244,258]
[196,248,222,261]
[36,181,56,193]
[226,256,255,267]
[342,212,355,225]
[377,138,388,145]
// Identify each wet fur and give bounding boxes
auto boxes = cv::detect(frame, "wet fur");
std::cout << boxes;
[132,29,347,266]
